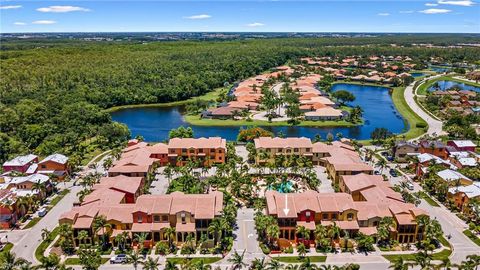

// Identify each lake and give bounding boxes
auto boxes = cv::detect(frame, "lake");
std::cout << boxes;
[410,72,427,78]
[111,84,407,142]
[427,80,480,92]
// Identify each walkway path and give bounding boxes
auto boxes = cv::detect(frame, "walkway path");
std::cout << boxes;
[404,79,444,139]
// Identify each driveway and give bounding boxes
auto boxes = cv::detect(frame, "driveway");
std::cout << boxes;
[314,166,334,193]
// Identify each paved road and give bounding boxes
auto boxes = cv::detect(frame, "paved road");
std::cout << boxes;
[403,79,444,139]
[8,184,82,263]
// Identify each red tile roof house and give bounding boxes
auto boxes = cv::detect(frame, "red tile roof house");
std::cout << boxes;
[2,154,38,174]
[60,191,223,248]
[167,137,227,167]
[108,147,160,177]
[37,154,70,181]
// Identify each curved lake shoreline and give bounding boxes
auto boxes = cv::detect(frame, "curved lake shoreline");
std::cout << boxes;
[111,83,408,141]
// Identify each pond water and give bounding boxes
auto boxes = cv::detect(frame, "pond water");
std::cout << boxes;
[111,84,407,142]
[430,66,451,73]
[410,72,426,78]
[427,80,480,92]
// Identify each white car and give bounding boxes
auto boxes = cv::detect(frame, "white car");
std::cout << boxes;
[110,254,127,264]
[405,181,414,191]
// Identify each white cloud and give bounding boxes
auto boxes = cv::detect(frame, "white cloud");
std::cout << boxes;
[425,3,439,6]
[377,12,390,16]
[399,10,415,13]
[37,6,90,13]
[13,22,26,25]
[32,20,57,24]
[184,14,211,20]
[437,0,475,6]
[420,8,452,13]
[247,22,265,27]
[0,5,22,9]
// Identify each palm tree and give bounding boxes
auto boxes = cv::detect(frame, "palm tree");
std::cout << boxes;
[465,254,480,270]
[251,257,267,270]
[0,251,28,270]
[92,215,111,246]
[16,196,30,217]
[77,230,89,246]
[299,257,315,270]
[438,257,456,270]
[266,259,283,270]
[314,224,328,249]
[141,256,160,270]
[39,254,61,270]
[134,232,149,251]
[115,231,128,251]
[388,257,409,270]
[376,158,387,174]
[32,180,47,201]
[164,227,176,250]
[128,251,143,270]
[266,224,280,247]
[164,260,179,270]
[285,264,299,270]
[296,226,311,243]
[228,250,247,270]
[297,243,307,258]
[41,228,51,241]
[195,260,212,270]
[18,261,34,270]
[208,218,224,246]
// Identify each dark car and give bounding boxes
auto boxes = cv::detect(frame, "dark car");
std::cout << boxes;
[389,169,398,177]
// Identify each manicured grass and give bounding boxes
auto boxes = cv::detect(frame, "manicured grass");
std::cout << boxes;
[24,217,41,229]
[65,257,109,265]
[418,191,440,207]
[273,256,327,263]
[50,189,71,207]
[184,114,359,127]
[0,243,14,257]
[463,230,480,246]
[391,86,428,140]
[382,249,452,262]
[166,257,222,264]
[35,227,60,261]
[105,86,227,113]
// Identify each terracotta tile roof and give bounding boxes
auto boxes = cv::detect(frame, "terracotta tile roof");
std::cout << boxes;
[176,223,196,232]
[168,137,226,149]
[296,221,316,230]
[98,205,134,224]
[93,175,143,195]
[147,143,168,155]
[305,107,343,117]
[341,173,384,192]
[73,217,93,229]
[359,226,378,235]
[110,148,158,174]
[131,223,152,232]
[254,137,312,149]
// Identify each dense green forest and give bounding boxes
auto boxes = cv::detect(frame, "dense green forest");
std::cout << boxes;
[1,37,479,164]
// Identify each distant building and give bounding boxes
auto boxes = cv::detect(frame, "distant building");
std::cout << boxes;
[393,141,419,162]
[447,140,477,152]
[2,154,38,174]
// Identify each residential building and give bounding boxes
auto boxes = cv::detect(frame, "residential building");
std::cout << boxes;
[253,137,313,165]
[0,190,17,229]
[2,154,38,174]
[447,140,477,152]
[37,154,70,181]
[109,148,159,177]
[419,141,448,160]
[448,183,480,216]
[436,169,473,186]
[167,137,227,167]
[60,191,223,248]
[393,142,419,162]
[324,148,373,184]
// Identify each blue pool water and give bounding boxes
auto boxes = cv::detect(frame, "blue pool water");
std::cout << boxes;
[111,83,407,142]
[427,80,480,92]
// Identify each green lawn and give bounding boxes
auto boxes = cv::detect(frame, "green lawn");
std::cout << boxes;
[383,249,452,262]
[35,227,60,261]
[273,256,327,263]
[463,230,480,246]
[24,217,42,229]
[105,86,227,113]
[184,114,359,127]
[391,86,428,140]
[0,243,14,257]
[166,257,222,264]
[418,191,440,207]
[65,257,109,265]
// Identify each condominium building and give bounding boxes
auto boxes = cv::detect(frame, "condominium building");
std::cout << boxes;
[167,137,227,167]
[253,137,313,164]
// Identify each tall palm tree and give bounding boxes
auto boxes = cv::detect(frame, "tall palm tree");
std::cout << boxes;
[0,251,28,270]
[77,230,89,246]
[195,260,212,270]
[127,251,143,270]
[92,215,111,246]
[141,256,160,270]
[388,257,409,270]
[228,250,247,270]
[297,243,307,258]
[134,232,149,251]
[39,254,61,270]
[296,226,311,242]
[164,227,176,250]
[164,260,178,270]
[251,257,267,270]
[41,228,51,241]
[31,180,47,201]
[208,218,224,246]
[266,259,283,270]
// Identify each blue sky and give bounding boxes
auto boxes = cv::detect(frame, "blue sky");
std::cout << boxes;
[1,0,479,33]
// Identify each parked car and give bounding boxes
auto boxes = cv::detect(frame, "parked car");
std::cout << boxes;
[405,181,414,191]
[389,169,398,177]
[374,170,381,175]
[110,254,127,264]
[381,151,389,157]
[38,208,47,217]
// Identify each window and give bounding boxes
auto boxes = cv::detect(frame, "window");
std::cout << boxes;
[198,149,203,153]
[182,149,187,153]
[332,213,337,221]
[41,165,46,169]
[210,149,215,153]
[347,213,354,221]
[306,148,311,152]
[137,215,143,223]
[153,215,160,222]
[181,213,186,224]
[162,215,169,222]
[322,213,328,220]
[294,148,299,152]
